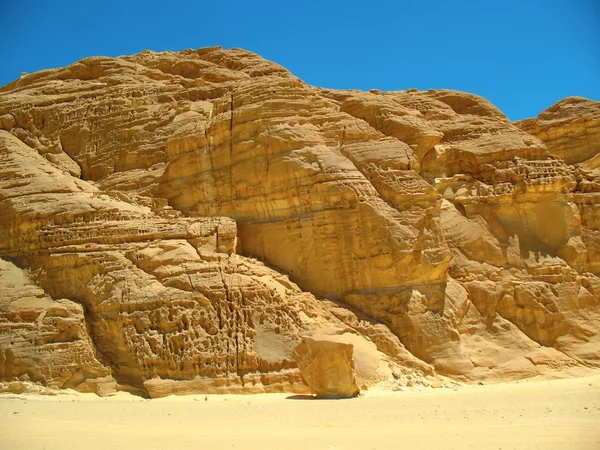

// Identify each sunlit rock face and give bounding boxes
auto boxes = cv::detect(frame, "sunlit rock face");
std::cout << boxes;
[292,337,359,399]
[0,47,598,396]
[516,97,600,167]
[516,97,600,277]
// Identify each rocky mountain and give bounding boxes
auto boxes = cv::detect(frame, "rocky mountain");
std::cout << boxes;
[0,47,598,397]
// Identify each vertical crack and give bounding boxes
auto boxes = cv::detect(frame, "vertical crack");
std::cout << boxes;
[218,264,233,381]
[217,263,245,387]
[229,94,234,204]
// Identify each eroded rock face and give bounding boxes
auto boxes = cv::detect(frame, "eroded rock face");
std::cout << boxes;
[0,47,599,395]
[292,337,359,398]
[516,97,600,168]
[0,258,116,396]
[516,97,600,277]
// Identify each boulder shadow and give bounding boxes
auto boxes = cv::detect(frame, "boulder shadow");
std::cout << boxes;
[285,394,356,400]
[285,394,316,400]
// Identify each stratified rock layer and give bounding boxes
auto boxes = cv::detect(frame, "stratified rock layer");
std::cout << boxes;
[516,97,600,168]
[0,47,599,395]
[516,97,600,277]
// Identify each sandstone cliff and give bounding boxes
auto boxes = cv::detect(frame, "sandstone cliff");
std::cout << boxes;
[0,47,598,397]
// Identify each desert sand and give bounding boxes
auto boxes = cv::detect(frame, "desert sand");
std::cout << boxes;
[1,374,599,450]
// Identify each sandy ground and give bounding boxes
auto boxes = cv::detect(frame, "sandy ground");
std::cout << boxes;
[1,375,599,450]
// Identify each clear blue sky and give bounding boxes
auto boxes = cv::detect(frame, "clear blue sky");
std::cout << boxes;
[1,0,598,120]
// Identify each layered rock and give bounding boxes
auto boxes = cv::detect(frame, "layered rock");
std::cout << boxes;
[516,97,600,276]
[0,123,412,397]
[0,47,599,395]
[516,97,600,168]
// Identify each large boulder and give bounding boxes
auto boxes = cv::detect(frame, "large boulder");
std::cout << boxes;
[292,337,359,399]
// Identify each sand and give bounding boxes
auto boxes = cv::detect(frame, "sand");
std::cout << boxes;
[1,375,599,450]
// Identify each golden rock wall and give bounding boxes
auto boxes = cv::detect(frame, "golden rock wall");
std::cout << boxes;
[1,47,598,395]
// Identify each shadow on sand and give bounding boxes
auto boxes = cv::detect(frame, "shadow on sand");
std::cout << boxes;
[285,394,355,400]
[285,394,316,400]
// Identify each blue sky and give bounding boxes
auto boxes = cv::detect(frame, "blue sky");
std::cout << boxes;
[1,0,598,120]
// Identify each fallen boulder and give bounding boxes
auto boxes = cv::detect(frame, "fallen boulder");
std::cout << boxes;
[292,337,359,399]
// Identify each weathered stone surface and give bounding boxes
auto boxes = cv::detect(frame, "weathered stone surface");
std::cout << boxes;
[516,97,600,168]
[516,97,600,277]
[292,337,359,398]
[0,47,598,395]
[0,103,414,396]
[0,258,116,396]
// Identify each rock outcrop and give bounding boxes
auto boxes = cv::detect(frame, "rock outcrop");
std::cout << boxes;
[0,47,598,396]
[292,337,359,398]
[516,97,600,168]
[516,97,600,277]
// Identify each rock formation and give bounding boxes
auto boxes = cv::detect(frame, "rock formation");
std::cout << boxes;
[292,337,359,398]
[0,47,598,397]
[516,97,600,168]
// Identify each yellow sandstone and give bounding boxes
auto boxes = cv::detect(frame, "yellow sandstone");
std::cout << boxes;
[0,47,598,397]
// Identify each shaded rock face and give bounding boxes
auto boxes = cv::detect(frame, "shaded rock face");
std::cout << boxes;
[292,337,359,399]
[0,47,599,395]
[0,259,115,396]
